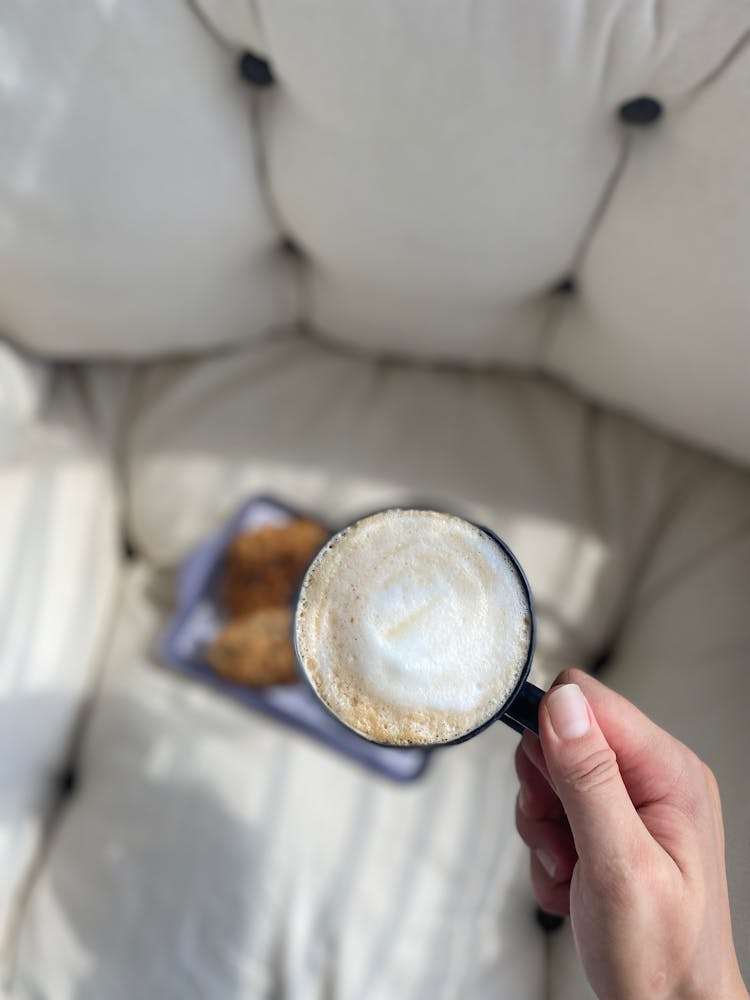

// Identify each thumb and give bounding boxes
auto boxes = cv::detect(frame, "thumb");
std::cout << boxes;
[539,683,644,866]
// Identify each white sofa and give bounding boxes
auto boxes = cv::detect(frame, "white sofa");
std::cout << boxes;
[1,2,749,997]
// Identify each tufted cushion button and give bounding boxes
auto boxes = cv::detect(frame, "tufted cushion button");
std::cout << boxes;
[553,277,576,296]
[618,96,662,125]
[280,236,303,258]
[57,768,79,798]
[239,51,274,87]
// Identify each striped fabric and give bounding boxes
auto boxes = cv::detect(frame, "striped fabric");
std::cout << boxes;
[0,366,120,970]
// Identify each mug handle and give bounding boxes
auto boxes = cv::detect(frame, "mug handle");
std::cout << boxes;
[499,680,544,735]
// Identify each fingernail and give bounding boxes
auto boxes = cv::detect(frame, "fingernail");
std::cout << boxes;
[535,849,558,880]
[547,684,590,740]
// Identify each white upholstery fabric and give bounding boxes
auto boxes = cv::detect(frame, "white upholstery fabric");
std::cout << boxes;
[2,0,750,461]
[9,333,747,996]
[2,1,750,996]
[548,41,750,466]
[127,335,750,987]
[0,369,120,966]
[125,332,681,651]
[11,566,545,1000]
[0,345,49,458]
[550,449,750,996]
[0,0,298,357]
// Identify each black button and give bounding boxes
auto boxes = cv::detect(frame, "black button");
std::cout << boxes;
[239,51,274,88]
[58,768,78,797]
[280,236,303,258]
[618,97,662,125]
[535,907,565,932]
[553,277,576,296]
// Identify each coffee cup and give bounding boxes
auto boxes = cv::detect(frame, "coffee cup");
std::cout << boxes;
[294,508,544,746]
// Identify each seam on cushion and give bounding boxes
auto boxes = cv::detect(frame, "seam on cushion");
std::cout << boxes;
[188,0,307,336]
[188,0,267,54]
[228,0,308,331]
[188,0,235,52]
[538,131,632,367]
[250,97,309,332]
[671,24,750,107]
[231,5,311,336]
[621,5,750,102]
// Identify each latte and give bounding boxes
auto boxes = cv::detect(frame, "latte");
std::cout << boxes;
[294,509,532,746]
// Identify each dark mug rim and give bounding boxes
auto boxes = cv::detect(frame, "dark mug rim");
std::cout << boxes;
[292,508,536,749]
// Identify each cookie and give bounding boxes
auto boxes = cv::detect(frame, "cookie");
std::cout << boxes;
[221,518,329,618]
[207,607,299,686]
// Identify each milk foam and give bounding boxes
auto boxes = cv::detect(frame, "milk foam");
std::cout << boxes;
[295,510,532,746]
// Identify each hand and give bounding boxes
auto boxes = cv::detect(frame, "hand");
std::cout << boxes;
[515,668,748,1000]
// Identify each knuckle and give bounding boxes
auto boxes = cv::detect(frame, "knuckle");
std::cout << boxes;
[673,750,715,823]
[563,745,619,795]
[586,840,644,904]
[682,747,704,779]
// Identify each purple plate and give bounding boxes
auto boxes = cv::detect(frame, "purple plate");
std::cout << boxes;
[161,496,429,782]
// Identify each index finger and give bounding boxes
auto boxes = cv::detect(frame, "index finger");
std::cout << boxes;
[515,739,565,822]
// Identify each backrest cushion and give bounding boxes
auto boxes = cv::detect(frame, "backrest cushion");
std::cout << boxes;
[1,0,749,463]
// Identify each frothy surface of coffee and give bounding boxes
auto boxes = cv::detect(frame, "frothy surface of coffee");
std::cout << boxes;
[295,510,532,746]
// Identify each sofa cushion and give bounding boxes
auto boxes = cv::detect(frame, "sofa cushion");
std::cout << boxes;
[0,0,298,358]
[10,566,546,1000]
[0,369,120,966]
[12,336,750,994]
[125,331,675,655]
[124,333,750,986]
[2,0,749,463]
